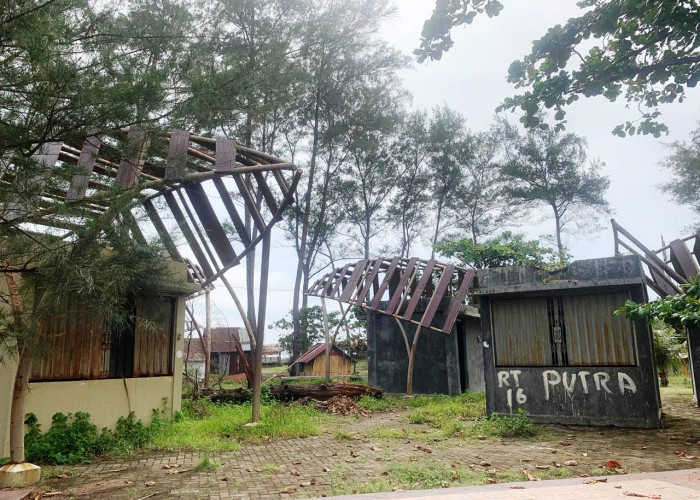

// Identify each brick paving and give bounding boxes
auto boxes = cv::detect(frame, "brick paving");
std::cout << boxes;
[319,469,700,499]
[20,393,700,499]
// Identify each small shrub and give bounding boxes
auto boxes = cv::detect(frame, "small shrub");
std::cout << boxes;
[195,453,221,471]
[475,411,536,438]
[24,410,162,465]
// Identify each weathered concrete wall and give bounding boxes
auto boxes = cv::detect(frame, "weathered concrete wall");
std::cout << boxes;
[367,302,483,395]
[477,256,661,428]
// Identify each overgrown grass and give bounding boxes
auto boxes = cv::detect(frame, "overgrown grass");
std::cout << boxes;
[148,400,328,452]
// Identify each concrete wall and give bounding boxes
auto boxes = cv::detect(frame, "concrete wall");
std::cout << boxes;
[0,295,186,459]
[367,305,483,395]
[477,256,661,428]
[688,328,700,406]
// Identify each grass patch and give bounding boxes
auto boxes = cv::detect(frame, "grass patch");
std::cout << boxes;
[260,463,283,474]
[149,400,328,452]
[405,392,486,429]
[195,453,221,471]
[472,412,537,438]
[334,431,355,441]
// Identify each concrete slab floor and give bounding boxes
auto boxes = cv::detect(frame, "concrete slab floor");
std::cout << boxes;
[317,468,700,500]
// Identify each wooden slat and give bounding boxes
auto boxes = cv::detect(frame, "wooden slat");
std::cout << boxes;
[384,257,418,315]
[649,267,679,296]
[163,191,214,277]
[186,182,237,264]
[165,130,190,180]
[176,189,220,268]
[356,259,383,305]
[252,171,279,213]
[442,270,475,333]
[116,126,149,187]
[329,264,351,298]
[66,135,101,200]
[233,175,267,233]
[420,264,455,328]
[403,259,436,320]
[370,257,401,309]
[669,239,699,280]
[212,177,252,247]
[340,259,369,302]
[215,138,236,172]
[142,199,182,261]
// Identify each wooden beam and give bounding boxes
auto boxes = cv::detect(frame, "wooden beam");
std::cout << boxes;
[116,126,150,188]
[163,191,214,277]
[215,138,236,173]
[403,259,436,320]
[165,130,190,180]
[142,199,181,261]
[420,264,455,328]
[66,135,102,201]
[212,177,252,247]
[185,182,237,265]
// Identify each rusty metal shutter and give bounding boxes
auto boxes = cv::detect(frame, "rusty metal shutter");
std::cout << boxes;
[562,292,636,366]
[492,297,552,366]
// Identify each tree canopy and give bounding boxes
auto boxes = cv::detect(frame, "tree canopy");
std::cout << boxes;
[434,231,558,269]
[418,0,700,137]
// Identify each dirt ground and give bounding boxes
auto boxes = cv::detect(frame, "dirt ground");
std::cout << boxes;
[30,386,700,500]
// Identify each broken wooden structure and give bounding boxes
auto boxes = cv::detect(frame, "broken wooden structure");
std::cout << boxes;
[612,219,700,406]
[308,258,478,395]
[475,255,660,428]
[0,127,301,456]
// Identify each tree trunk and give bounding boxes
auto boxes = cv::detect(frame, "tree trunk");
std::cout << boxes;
[10,345,32,463]
[553,206,564,263]
[659,370,669,387]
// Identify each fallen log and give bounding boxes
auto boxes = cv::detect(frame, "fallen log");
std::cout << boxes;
[270,382,383,402]
[209,387,251,404]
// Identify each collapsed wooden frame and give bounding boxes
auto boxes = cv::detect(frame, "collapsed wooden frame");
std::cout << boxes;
[307,257,475,335]
[0,127,302,289]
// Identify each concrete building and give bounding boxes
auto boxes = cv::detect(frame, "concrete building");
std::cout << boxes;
[367,304,484,395]
[0,263,196,458]
[475,255,661,428]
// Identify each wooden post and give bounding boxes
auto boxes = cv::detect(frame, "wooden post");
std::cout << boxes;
[406,325,423,396]
[205,290,211,388]
[321,297,331,382]
[251,231,271,422]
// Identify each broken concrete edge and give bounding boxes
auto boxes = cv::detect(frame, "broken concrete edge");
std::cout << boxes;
[0,463,41,488]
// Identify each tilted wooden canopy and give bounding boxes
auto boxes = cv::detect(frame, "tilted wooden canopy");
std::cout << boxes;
[612,219,699,297]
[0,127,302,289]
[307,258,475,334]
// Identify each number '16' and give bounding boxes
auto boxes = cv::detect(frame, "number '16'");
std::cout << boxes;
[506,388,527,406]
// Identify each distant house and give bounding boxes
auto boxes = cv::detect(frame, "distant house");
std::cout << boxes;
[297,343,352,377]
[184,327,251,377]
[262,344,283,365]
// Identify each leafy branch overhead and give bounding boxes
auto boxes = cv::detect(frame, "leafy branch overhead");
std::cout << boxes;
[418,0,700,137]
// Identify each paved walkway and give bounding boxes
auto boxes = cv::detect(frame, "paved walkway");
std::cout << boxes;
[318,469,700,499]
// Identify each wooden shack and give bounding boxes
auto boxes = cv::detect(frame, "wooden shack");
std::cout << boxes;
[475,255,660,428]
[297,343,352,377]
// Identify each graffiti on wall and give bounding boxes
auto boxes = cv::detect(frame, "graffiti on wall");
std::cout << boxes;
[497,369,638,409]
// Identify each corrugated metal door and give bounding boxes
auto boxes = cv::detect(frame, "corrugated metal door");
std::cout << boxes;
[492,297,552,366]
[562,292,636,366]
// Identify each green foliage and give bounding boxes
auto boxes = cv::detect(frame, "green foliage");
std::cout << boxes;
[499,122,610,259]
[651,320,686,385]
[195,453,221,471]
[616,276,700,330]
[272,306,362,358]
[474,411,537,438]
[661,124,700,218]
[24,410,163,465]
[149,399,327,452]
[419,0,699,136]
[435,231,558,269]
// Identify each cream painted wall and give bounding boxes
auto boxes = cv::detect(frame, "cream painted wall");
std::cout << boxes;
[0,295,187,459]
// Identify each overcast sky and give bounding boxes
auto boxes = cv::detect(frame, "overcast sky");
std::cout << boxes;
[193,1,700,343]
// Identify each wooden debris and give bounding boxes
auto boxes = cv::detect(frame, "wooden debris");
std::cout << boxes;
[271,382,383,402]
